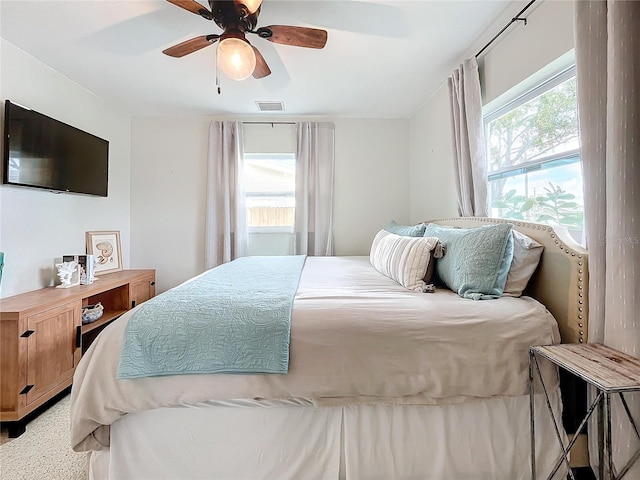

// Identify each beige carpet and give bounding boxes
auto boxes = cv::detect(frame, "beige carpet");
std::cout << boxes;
[0,395,89,480]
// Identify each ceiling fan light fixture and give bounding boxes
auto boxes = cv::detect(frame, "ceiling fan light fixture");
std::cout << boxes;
[233,0,262,15]
[217,36,257,81]
[164,0,328,81]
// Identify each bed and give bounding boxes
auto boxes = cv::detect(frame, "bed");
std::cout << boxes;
[70,217,589,480]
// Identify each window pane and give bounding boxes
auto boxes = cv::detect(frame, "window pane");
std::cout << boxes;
[485,72,583,243]
[244,154,295,227]
[487,76,578,173]
[489,156,584,242]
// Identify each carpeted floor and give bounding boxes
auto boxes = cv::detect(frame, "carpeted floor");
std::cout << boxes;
[0,395,89,480]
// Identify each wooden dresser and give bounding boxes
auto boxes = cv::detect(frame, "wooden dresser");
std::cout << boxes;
[0,269,155,436]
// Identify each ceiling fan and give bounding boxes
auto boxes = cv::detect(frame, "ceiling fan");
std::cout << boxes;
[163,0,328,82]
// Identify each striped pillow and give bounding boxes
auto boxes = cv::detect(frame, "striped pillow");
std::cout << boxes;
[370,230,442,292]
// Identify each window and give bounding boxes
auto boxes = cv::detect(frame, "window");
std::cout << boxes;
[243,153,296,255]
[244,153,295,230]
[485,67,583,243]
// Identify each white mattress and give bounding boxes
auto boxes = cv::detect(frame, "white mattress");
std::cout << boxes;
[72,256,561,452]
[90,391,568,480]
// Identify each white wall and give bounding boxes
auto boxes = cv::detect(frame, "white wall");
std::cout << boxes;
[409,83,458,223]
[0,40,132,298]
[129,117,208,294]
[248,232,295,256]
[333,119,410,255]
[408,0,575,224]
[244,123,296,153]
[130,117,409,293]
[480,0,575,106]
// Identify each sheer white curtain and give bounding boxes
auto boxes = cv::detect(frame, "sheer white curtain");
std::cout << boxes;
[295,122,335,256]
[447,57,488,217]
[576,1,640,476]
[205,121,247,269]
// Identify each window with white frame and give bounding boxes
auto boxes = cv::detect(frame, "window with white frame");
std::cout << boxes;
[243,153,296,256]
[243,152,295,232]
[485,67,583,242]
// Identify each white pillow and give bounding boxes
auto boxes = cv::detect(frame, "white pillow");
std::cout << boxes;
[370,230,442,292]
[503,230,544,297]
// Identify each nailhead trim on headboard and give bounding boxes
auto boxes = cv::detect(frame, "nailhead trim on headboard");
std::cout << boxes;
[426,218,589,344]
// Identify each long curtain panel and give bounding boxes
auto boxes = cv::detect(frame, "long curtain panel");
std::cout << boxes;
[447,57,488,217]
[576,0,640,476]
[295,122,335,256]
[205,121,247,269]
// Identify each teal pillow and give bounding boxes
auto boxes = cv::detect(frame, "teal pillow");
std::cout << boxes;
[385,220,426,237]
[423,223,514,300]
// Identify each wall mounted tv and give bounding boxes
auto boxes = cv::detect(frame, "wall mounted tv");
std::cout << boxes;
[2,100,109,197]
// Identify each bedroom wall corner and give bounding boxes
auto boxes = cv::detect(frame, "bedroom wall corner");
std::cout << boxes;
[0,39,132,298]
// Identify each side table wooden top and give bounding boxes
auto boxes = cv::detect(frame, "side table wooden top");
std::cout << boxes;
[531,343,640,393]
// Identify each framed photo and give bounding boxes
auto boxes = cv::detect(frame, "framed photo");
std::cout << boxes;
[86,231,123,275]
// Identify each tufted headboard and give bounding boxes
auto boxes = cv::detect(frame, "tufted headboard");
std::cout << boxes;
[427,217,589,345]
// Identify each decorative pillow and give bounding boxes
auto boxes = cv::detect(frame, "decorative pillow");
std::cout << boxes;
[503,230,544,297]
[370,230,442,292]
[385,220,427,237]
[423,223,514,300]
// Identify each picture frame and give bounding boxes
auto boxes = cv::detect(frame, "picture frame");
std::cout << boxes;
[85,231,123,275]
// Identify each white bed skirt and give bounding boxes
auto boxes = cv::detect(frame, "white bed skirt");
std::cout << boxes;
[90,392,568,480]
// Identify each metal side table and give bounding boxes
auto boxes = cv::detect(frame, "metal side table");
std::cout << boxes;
[529,343,640,480]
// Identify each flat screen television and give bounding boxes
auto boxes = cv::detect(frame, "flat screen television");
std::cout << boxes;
[2,100,109,197]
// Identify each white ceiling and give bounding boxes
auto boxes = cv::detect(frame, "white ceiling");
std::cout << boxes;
[0,0,514,118]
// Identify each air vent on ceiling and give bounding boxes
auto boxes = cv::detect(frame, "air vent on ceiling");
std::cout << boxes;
[256,101,285,112]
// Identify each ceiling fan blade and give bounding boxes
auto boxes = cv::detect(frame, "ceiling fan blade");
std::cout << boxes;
[259,25,328,49]
[166,0,213,20]
[252,47,271,79]
[162,35,219,58]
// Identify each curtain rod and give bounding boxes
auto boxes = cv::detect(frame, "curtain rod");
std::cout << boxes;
[242,122,296,125]
[475,0,537,58]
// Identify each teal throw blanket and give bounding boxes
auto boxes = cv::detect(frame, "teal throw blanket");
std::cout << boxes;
[117,255,306,379]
